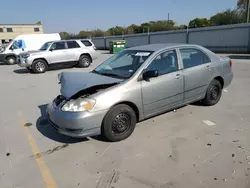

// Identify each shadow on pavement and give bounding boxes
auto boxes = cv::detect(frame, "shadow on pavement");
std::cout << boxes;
[189,101,206,107]
[36,104,88,144]
[13,69,31,74]
[14,66,75,74]
[90,135,112,143]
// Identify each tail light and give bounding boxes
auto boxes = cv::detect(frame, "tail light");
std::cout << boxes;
[229,59,232,67]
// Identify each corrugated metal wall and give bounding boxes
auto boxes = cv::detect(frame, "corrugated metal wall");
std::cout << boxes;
[91,23,250,53]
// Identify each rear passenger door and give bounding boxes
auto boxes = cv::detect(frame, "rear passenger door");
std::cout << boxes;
[179,48,213,103]
[66,41,81,61]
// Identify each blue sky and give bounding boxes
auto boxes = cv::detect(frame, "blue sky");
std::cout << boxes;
[0,0,238,33]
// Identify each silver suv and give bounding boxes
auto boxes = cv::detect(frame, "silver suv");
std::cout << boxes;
[17,39,98,73]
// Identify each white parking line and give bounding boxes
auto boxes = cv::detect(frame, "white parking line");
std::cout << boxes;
[202,120,216,126]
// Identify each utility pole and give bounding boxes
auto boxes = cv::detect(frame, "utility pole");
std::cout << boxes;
[247,0,250,23]
[168,13,170,23]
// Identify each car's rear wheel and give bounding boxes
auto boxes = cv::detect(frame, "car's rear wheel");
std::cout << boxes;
[78,55,91,68]
[32,59,48,73]
[6,56,16,65]
[202,80,222,106]
[102,104,137,142]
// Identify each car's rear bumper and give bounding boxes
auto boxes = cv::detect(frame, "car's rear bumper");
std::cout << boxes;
[224,72,233,88]
[46,103,107,138]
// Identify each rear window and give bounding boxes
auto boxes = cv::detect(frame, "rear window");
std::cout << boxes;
[81,40,92,47]
[67,41,80,49]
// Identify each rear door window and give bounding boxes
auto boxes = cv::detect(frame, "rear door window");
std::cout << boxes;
[67,41,80,49]
[180,48,211,69]
[81,40,92,47]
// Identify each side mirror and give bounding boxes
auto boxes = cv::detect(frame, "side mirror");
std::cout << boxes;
[143,70,159,80]
[49,48,53,52]
[9,45,13,50]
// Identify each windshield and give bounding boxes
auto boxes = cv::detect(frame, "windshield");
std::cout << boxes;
[40,42,52,51]
[93,50,153,79]
[11,40,23,50]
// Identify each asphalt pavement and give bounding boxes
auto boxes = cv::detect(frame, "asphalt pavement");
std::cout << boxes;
[0,51,250,188]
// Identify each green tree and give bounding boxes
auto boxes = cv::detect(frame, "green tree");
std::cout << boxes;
[107,26,125,35]
[127,24,142,34]
[59,32,70,40]
[148,20,176,32]
[237,0,248,21]
[210,9,244,26]
[78,30,92,38]
[188,18,210,28]
[92,29,105,37]
[238,0,248,11]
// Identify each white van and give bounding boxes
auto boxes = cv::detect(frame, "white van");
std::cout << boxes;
[0,33,61,65]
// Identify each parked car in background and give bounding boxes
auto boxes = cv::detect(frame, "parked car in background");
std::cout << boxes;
[47,43,233,142]
[17,39,98,73]
[0,33,61,65]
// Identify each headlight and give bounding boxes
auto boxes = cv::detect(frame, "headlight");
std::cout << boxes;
[61,98,96,112]
[21,54,30,59]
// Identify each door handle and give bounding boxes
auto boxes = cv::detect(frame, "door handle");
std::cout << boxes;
[206,65,211,70]
[175,74,181,79]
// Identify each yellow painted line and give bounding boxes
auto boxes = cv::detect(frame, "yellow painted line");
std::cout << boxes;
[18,111,58,188]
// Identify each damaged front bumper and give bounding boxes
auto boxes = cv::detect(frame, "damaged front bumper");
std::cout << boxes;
[46,102,108,138]
[17,56,32,67]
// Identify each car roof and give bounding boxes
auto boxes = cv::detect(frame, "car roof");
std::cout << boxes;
[46,39,91,43]
[127,43,202,52]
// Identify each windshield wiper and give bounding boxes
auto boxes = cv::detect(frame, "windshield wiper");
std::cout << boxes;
[100,72,123,78]
[96,71,125,79]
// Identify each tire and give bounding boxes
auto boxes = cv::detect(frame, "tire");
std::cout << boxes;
[202,80,222,106]
[6,56,16,65]
[102,104,137,142]
[32,59,48,73]
[78,55,91,68]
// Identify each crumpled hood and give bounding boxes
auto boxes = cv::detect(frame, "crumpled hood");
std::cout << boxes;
[58,72,123,99]
[19,50,46,57]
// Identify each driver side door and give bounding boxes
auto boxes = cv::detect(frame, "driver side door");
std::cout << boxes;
[47,42,71,64]
[141,49,184,117]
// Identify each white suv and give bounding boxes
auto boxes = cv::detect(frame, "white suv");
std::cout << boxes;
[17,39,98,73]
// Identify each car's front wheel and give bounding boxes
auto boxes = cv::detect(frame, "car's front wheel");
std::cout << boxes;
[78,55,91,68]
[102,104,137,142]
[32,59,48,73]
[202,80,222,106]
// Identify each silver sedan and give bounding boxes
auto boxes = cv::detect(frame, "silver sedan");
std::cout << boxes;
[47,43,233,142]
